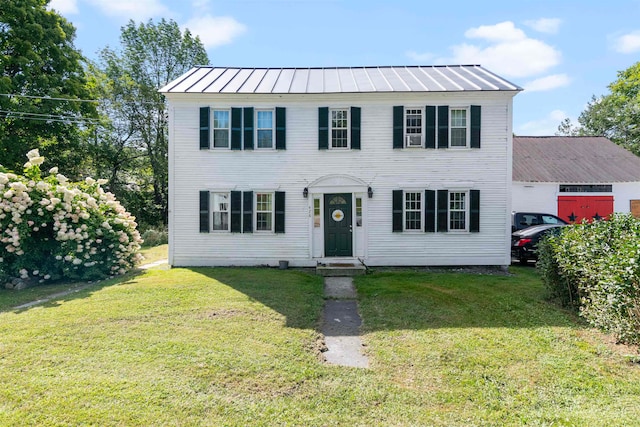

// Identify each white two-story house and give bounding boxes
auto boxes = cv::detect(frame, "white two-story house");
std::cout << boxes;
[160,66,521,267]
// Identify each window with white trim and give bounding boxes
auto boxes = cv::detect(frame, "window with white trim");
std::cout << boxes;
[255,192,273,231]
[256,110,274,149]
[356,197,362,227]
[331,109,349,148]
[211,192,230,231]
[450,108,469,147]
[405,108,423,147]
[313,198,321,227]
[449,191,467,230]
[404,191,422,230]
[212,110,230,148]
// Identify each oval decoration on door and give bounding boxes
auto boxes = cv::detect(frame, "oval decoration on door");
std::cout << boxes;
[332,209,345,222]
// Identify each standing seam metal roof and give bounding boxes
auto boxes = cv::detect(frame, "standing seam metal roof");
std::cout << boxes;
[159,65,522,94]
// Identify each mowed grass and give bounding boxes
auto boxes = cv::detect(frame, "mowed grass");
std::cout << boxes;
[0,265,638,426]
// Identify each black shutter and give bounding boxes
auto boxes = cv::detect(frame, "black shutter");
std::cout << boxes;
[392,190,403,232]
[243,107,254,150]
[275,191,285,233]
[199,191,209,232]
[470,190,480,232]
[425,106,436,149]
[424,190,436,232]
[393,106,404,149]
[199,107,210,149]
[230,191,242,233]
[231,107,242,150]
[470,105,481,149]
[351,106,361,150]
[276,107,286,150]
[318,107,329,149]
[243,191,253,233]
[438,106,449,149]
[437,190,448,232]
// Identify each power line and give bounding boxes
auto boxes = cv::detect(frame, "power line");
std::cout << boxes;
[0,92,165,105]
[0,109,102,124]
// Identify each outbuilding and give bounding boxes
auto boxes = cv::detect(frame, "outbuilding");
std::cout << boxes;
[512,136,640,222]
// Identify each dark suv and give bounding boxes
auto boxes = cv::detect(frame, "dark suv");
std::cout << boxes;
[511,212,567,232]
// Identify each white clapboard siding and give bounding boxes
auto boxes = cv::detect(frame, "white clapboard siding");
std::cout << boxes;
[167,91,515,267]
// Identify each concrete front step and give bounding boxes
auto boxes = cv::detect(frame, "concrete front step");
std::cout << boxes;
[316,263,367,277]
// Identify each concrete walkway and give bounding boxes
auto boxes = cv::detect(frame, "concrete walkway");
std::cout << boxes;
[322,277,369,368]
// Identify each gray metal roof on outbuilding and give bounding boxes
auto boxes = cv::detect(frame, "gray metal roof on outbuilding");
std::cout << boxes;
[159,65,521,94]
[513,136,640,183]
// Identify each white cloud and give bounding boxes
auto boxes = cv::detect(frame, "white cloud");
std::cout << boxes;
[427,21,561,78]
[182,15,246,49]
[613,30,640,53]
[405,51,434,63]
[516,110,568,135]
[48,0,79,14]
[523,74,571,92]
[465,21,526,42]
[524,18,562,34]
[192,0,211,10]
[87,0,171,21]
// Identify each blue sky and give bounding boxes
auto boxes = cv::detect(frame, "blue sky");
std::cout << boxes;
[49,0,640,135]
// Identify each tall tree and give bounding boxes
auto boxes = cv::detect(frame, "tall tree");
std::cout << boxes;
[557,61,640,155]
[96,19,208,225]
[0,0,96,174]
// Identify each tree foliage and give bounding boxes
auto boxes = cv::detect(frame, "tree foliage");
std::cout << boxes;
[557,61,640,155]
[93,19,208,226]
[0,0,96,175]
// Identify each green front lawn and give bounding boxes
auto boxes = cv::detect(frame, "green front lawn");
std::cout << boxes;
[0,266,638,426]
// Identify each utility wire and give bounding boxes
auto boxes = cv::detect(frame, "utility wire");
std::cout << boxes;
[0,92,165,105]
[0,109,102,124]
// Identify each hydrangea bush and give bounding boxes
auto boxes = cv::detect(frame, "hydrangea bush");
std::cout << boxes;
[0,149,143,285]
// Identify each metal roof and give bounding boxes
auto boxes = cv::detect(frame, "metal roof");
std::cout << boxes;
[159,65,521,94]
[513,136,640,183]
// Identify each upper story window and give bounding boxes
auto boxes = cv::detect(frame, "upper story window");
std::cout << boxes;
[255,192,273,231]
[331,109,349,148]
[449,191,467,231]
[256,110,274,149]
[405,108,423,147]
[450,108,469,148]
[404,191,422,230]
[212,110,230,148]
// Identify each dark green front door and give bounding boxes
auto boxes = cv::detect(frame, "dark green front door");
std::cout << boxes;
[324,193,352,257]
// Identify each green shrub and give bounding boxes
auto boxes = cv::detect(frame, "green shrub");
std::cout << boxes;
[537,214,640,345]
[141,227,168,247]
[0,150,143,284]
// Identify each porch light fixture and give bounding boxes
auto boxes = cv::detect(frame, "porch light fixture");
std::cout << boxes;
[368,186,373,198]
[303,187,309,198]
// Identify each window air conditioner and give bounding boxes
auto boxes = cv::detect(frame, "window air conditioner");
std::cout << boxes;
[406,134,422,147]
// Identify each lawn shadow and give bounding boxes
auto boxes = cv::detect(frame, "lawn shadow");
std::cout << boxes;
[186,267,324,330]
[6,268,146,314]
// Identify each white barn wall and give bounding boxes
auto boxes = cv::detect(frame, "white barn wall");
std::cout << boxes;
[513,181,640,216]
[167,91,515,267]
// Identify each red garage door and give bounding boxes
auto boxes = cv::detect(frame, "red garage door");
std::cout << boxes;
[557,195,614,223]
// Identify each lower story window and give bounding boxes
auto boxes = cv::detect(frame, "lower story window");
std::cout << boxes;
[212,192,229,231]
[256,193,273,231]
[449,191,467,230]
[405,191,422,230]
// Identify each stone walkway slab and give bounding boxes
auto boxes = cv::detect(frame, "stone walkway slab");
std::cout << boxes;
[322,276,369,368]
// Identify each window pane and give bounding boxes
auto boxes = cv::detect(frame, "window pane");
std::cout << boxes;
[213,130,229,148]
[257,130,272,148]
[211,193,229,231]
[314,198,321,227]
[332,129,348,148]
[257,111,273,128]
[213,212,228,230]
[451,109,466,127]
[451,128,466,147]
[356,197,362,227]
[213,110,229,128]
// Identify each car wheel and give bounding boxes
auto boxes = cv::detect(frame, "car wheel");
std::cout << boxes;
[519,257,528,266]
